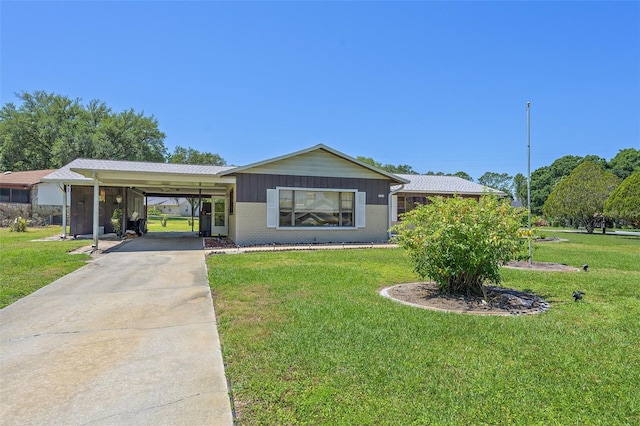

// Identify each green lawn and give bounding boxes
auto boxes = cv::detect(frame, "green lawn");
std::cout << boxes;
[146,215,199,232]
[0,226,91,308]
[208,233,640,424]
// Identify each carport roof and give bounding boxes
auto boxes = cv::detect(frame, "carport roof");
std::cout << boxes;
[42,159,237,195]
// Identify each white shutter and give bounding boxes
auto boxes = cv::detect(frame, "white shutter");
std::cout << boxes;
[356,191,366,228]
[391,195,398,222]
[266,189,277,228]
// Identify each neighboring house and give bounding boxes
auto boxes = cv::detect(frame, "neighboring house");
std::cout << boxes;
[147,197,200,216]
[390,174,506,224]
[0,170,68,224]
[41,144,503,245]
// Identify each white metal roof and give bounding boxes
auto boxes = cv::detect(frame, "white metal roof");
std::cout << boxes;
[394,174,505,196]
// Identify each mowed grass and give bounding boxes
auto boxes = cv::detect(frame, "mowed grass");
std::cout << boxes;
[0,226,91,308]
[208,234,640,424]
[146,215,199,232]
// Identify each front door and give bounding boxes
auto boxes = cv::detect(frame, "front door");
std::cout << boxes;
[211,196,228,236]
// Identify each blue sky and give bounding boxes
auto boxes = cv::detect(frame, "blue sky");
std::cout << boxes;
[1,1,638,180]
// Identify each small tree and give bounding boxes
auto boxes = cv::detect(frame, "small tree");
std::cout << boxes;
[604,172,640,227]
[543,162,619,233]
[392,195,526,296]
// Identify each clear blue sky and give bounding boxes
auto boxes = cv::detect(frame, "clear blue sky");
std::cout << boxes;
[1,1,638,180]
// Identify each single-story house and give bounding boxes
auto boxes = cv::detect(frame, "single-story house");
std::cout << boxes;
[41,144,502,248]
[0,169,69,224]
[147,197,201,217]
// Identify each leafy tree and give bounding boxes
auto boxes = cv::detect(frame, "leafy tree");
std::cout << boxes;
[392,195,526,296]
[424,171,473,181]
[530,155,584,215]
[543,162,619,233]
[167,146,226,166]
[356,156,416,174]
[452,171,473,181]
[513,173,528,203]
[478,171,514,198]
[604,172,640,226]
[0,91,167,171]
[168,146,227,218]
[608,148,640,180]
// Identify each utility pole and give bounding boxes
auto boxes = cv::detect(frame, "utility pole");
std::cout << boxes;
[527,102,532,264]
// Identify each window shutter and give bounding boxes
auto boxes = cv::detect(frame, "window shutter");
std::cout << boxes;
[356,191,366,228]
[266,189,277,228]
[391,195,398,222]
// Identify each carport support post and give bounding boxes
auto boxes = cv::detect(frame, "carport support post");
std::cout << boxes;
[59,184,67,239]
[92,172,99,249]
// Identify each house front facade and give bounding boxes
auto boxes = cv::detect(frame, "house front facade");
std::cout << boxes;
[42,144,408,246]
[41,144,503,247]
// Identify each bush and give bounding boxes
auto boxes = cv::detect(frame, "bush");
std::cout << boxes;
[148,206,161,216]
[9,217,27,232]
[110,209,123,235]
[161,214,168,227]
[392,195,526,296]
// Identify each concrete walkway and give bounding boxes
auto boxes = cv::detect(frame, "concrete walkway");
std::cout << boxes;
[0,232,233,425]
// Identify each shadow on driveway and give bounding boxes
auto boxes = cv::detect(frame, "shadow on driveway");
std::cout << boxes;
[107,232,204,253]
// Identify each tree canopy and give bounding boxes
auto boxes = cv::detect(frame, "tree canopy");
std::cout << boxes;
[604,172,640,226]
[0,91,167,170]
[167,146,226,166]
[478,172,514,198]
[356,156,416,174]
[513,173,528,203]
[608,148,640,180]
[543,162,619,233]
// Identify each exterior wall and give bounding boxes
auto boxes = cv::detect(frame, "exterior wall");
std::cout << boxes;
[36,182,67,206]
[235,173,390,205]
[240,149,384,179]
[71,186,139,236]
[234,202,389,245]
[227,185,237,241]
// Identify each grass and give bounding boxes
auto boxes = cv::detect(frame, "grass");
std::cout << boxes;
[146,215,199,232]
[208,233,640,424]
[0,226,91,308]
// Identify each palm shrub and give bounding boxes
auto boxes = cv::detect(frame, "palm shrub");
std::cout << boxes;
[392,195,526,296]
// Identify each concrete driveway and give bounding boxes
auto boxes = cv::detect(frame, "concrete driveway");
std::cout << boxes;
[0,232,233,425]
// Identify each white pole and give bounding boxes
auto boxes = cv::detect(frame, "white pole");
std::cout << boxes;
[527,101,532,264]
[92,172,100,250]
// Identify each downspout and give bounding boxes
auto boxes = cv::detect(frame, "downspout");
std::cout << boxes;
[92,172,99,250]
[58,183,67,238]
[388,184,404,240]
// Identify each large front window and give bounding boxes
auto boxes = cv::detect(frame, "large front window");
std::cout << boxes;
[279,190,355,227]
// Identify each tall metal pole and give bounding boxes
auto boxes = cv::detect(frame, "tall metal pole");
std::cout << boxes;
[527,102,532,264]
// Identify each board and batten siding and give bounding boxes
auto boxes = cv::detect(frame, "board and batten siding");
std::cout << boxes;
[238,149,384,179]
[235,173,391,205]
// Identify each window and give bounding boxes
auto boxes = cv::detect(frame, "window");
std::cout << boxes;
[397,195,427,216]
[268,188,365,229]
[0,188,30,203]
[279,190,351,227]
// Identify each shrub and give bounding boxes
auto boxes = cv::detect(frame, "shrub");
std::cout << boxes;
[392,195,526,296]
[147,206,162,216]
[9,217,27,232]
[161,214,168,227]
[110,209,123,235]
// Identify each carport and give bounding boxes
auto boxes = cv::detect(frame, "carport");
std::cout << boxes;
[42,159,236,249]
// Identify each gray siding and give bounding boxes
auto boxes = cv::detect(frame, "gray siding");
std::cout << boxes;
[235,173,391,205]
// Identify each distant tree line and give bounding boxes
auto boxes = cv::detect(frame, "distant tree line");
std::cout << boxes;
[359,149,639,213]
[0,91,226,171]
